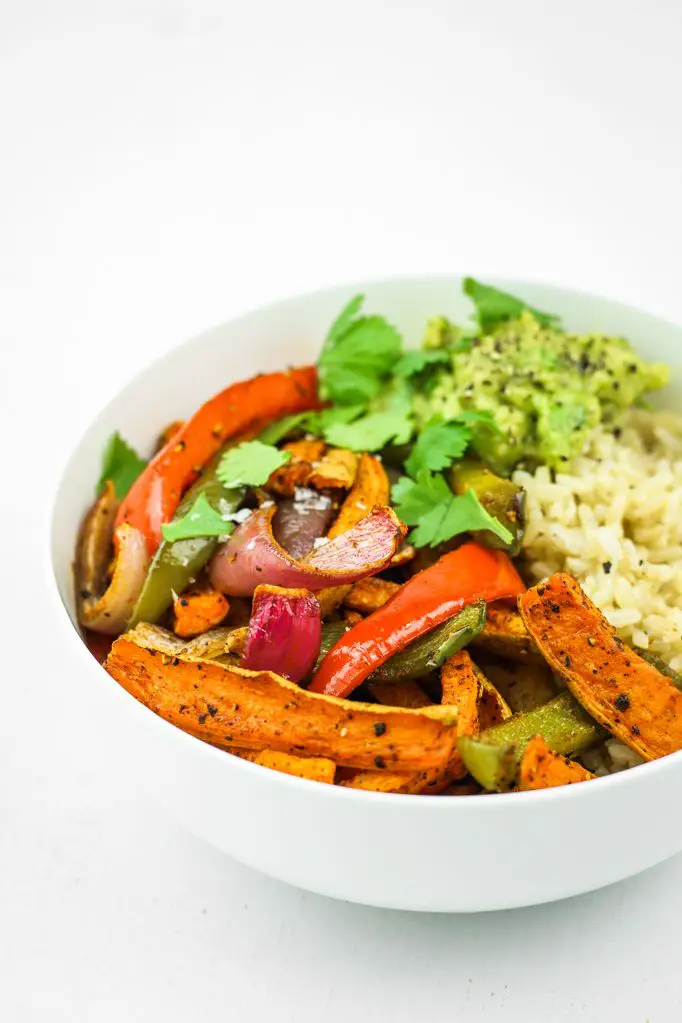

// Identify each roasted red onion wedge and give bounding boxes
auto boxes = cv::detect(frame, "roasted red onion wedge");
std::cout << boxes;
[76,482,150,635]
[209,505,406,597]
[272,488,335,560]
[241,585,321,682]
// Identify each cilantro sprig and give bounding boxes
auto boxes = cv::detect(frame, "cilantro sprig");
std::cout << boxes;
[464,277,560,334]
[97,432,146,500]
[393,471,512,549]
[217,440,291,488]
[318,295,404,406]
[161,492,236,543]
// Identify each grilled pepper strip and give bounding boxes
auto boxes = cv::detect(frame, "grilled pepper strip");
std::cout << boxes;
[370,601,486,683]
[312,601,486,682]
[128,449,243,627]
[449,458,526,555]
[309,543,525,698]
[458,691,603,790]
[116,366,321,553]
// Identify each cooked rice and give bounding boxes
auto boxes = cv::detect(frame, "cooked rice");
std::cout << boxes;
[513,408,682,774]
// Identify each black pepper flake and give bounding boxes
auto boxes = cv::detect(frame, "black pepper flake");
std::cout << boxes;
[374,756,386,769]
[614,693,630,712]
[373,722,386,737]
[179,704,186,713]
[80,588,91,599]
[180,598,189,607]
[564,655,571,667]
[632,724,640,735]
[207,704,218,717]
[171,657,180,666]
[198,713,207,724]
[551,603,561,614]
[602,561,612,574]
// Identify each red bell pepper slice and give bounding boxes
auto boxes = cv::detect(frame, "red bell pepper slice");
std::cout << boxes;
[116,366,322,554]
[308,542,525,698]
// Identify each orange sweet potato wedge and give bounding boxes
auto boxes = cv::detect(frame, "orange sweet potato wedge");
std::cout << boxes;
[231,748,336,784]
[317,453,391,618]
[105,633,458,770]
[173,586,230,639]
[307,448,359,490]
[284,439,327,463]
[519,573,682,761]
[519,735,595,791]
[342,652,481,795]
[344,576,401,615]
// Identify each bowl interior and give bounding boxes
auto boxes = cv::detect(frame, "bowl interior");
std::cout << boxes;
[51,275,682,632]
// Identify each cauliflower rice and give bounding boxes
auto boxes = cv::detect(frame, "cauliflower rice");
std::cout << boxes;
[513,408,682,774]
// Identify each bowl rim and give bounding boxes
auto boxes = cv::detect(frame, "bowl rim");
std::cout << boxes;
[46,272,682,812]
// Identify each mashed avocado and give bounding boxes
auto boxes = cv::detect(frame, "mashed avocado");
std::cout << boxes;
[412,311,669,474]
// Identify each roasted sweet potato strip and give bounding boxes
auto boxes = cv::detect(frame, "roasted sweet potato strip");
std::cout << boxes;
[307,448,358,490]
[173,586,230,638]
[344,652,480,794]
[317,453,391,618]
[519,573,682,761]
[518,735,595,790]
[472,600,541,662]
[283,439,326,463]
[231,748,336,784]
[105,634,458,770]
[344,576,401,615]
[265,440,327,496]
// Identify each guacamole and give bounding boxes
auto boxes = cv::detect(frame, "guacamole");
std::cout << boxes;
[412,310,669,474]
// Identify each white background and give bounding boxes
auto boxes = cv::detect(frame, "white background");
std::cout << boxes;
[3,1,682,1019]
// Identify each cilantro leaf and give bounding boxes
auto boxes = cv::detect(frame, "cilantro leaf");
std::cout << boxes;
[318,297,403,405]
[325,293,365,348]
[463,277,560,333]
[97,431,146,499]
[325,408,412,452]
[394,349,451,378]
[324,378,414,452]
[161,492,235,543]
[414,488,512,548]
[217,440,291,488]
[392,470,452,525]
[404,417,473,477]
[258,413,309,445]
[301,404,365,436]
[393,471,512,548]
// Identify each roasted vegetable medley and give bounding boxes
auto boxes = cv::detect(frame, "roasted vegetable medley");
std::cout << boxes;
[75,278,682,794]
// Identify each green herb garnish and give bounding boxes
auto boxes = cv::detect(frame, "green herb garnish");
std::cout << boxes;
[318,294,403,406]
[393,472,512,549]
[463,277,560,333]
[160,492,236,543]
[97,431,146,500]
[394,349,451,378]
[217,440,291,488]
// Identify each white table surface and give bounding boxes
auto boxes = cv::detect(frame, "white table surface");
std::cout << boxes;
[3,1,682,1019]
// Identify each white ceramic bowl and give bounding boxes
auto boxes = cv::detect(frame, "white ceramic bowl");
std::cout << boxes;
[49,277,682,912]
